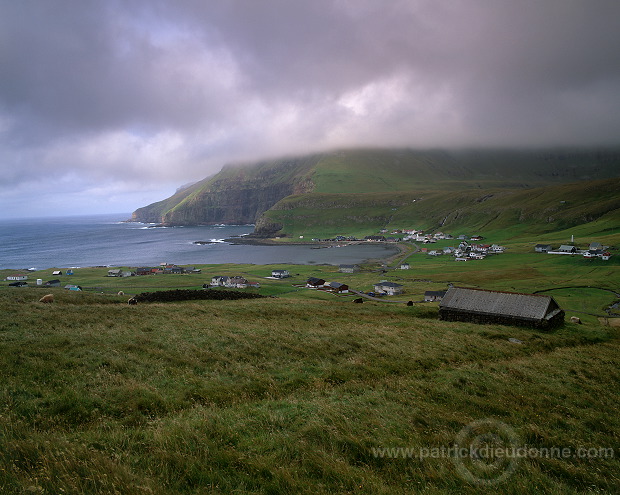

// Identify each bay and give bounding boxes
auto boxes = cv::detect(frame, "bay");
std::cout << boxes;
[0,214,399,270]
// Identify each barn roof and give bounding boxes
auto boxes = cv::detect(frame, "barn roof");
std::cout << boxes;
[440,287,560,321]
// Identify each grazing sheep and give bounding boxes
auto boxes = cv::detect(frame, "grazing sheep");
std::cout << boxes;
[353,298,364,303]
[570,316,582,324]
[406,301,414,306]
[117,291,124,296]
[39,294,54,303]
[127,297,138,305]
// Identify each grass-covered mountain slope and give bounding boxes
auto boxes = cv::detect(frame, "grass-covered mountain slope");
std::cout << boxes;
[131,147,620,232]
[259,177,620,239]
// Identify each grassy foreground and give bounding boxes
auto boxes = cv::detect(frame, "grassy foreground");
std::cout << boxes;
[1,288,619,494]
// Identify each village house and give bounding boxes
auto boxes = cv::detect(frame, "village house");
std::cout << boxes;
[439,287,564,329]
[211,276,230,287]
[6,274,28,281]
[364,235,386,242]
[9,281,28,287]
[135,267,152,276]
[227,276,249,288]
[373,281,404,296]
[271,269,290,278]
[327,282,349,293]
[535,244,553,253]
[555,245,578,254]
[583,250,603,258]
[424,290,447,302]
[400,263,410,270]
[339,264,360,273]
[306,277,326,288]
[602,252,612,261]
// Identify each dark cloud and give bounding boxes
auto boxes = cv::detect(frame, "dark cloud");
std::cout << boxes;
[1,0,620,217]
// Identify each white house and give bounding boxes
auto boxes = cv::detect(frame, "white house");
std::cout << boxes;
[271,269,290,278]
[373,281,404,296]
[6,274,28,281]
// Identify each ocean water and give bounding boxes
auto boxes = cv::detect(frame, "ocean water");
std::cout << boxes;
[0,214,399,270]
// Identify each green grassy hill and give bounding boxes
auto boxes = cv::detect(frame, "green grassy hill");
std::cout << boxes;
[258,178,620,240]
[131,148,620,229]
[1,286,618,494]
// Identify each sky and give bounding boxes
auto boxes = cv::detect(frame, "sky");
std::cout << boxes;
[1,0,620,219]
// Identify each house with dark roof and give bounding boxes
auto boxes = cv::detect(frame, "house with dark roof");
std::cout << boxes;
[339,264,360,273]
[306,277,325,288]
[439,287,564,329]
[44,279,61,287]
[327,282,349,293]
[424,290,447,302]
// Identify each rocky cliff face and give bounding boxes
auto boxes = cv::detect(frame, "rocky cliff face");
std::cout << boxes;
[130,156,318,225]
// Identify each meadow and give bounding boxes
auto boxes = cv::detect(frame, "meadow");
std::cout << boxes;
[1,235,619,494]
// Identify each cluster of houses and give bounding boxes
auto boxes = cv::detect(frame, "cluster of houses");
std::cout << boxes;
[5,271,80,289]
[113,264,202,277]
[421,241,505,261]
[535,242,612,260]
[209,276,260,289]
[304,277,404,296]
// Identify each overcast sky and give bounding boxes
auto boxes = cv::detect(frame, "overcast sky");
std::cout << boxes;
[1,0,620,218]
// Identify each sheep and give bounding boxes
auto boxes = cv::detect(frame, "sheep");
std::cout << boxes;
[406,301,414,306]
[117,291,124,296]
[39,294,54,303]
[570,316,582,324]
[127,297,138,305]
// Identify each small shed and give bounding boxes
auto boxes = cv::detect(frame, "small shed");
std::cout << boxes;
[108,269,123,277]
[439,287,564,329]
[44,279,61,287]
[339,264,360,273]
[52,270,63,276]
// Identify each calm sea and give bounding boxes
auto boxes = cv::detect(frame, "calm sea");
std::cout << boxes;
[0,214,399,270]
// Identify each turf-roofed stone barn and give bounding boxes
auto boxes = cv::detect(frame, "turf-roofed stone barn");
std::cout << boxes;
[439,287,565,329]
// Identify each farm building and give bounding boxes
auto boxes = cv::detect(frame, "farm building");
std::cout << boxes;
[339,264,360,273]
[557,245,577,254]
[373,281,404,296]
[6,274,28,281]
[424,290,447,302]
[439,287,564,329]
[44,279,61,287]
[534,244,553,253]
[272,269,290,278]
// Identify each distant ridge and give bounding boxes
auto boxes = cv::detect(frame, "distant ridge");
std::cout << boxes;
[130,147,620,237]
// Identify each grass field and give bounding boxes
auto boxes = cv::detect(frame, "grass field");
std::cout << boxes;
[1,233,619,493]
[0,289,618,494]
